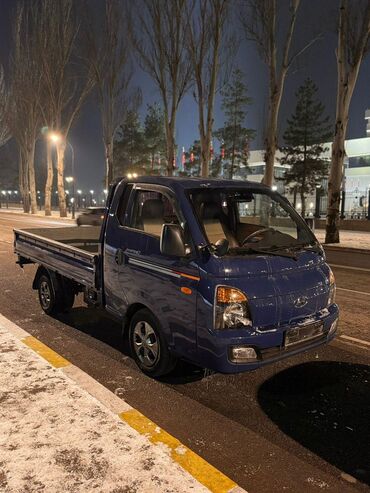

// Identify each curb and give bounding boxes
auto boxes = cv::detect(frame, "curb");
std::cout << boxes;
[323,244,370,254]
[0,313,246,493]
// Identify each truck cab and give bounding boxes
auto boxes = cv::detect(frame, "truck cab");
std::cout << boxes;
[15,176,339,377]
[102,177,338,375]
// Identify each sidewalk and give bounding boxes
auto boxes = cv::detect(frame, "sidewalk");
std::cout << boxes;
[0,207,75,220]
[2,207,370,251]
[315,229,370,250]
[0,316,238,493]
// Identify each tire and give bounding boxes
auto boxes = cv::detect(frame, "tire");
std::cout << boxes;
[129,309,176,377]
[38,273,74,315]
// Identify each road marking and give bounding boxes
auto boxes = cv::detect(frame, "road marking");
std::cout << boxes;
[337,287,370,296]
[340,334,370,347]
[120,408,238,493]
[330,263,370,273]
[22,335,70,368]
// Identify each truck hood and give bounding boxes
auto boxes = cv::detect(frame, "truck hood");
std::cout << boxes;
[205,251,330,329]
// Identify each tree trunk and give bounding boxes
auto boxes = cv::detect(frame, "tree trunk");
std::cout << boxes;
[263,86,281,187]
[105,138,114,188]
[44,140,53,216]
[200,133,210,178]
[166,121,175,177]
[325,116,347,243]
[28,140,37,214]
[56,141,67,217]
[19,148,30,213]
[300,190,306,218]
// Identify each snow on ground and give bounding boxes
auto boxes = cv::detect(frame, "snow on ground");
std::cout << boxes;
[0,325,208,492]
[315,229,370,250]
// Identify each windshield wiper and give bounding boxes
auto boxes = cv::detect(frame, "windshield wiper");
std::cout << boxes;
[231,246,297,260]
[271,242,322,254]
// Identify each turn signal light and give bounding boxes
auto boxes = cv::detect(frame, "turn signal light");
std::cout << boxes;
[216,286,247,304]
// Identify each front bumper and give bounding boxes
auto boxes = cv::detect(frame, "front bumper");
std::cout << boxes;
[197,304,339,373]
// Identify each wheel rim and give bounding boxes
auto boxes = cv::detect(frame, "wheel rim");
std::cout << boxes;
[133,321,159,368]
[40,280,51,308]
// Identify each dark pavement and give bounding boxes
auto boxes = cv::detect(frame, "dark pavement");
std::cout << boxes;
[0,211,369,493]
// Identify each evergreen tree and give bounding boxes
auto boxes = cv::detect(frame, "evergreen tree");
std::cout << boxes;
[213,69,255,179]
[279,78,332,217]
[143,103,167,174]
[114,110,145,176]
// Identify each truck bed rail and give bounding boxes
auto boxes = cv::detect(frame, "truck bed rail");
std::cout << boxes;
[14,227,100,288]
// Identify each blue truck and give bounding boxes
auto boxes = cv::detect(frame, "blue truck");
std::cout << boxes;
[14,177,339,377]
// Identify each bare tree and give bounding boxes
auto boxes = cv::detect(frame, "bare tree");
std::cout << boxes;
[8,3,42,214]
[187,0,235,177]
[240,0,318,187]
[36,0,94,217]
[0,67,10,148]
[325,0,370,243]
[129,0,192,175]
[86,0,141,188]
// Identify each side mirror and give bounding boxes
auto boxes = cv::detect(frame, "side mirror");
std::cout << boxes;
[214,238,229,256]
[160,224,186,257]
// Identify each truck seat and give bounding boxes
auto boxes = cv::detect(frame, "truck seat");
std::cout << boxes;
[200,202,239,247]
[141,199,165,237]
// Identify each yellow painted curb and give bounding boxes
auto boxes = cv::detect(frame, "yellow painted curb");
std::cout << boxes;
[120,409,237,493]
[22,336,70,368]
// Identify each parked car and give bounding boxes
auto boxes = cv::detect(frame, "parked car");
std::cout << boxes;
[14,177,339,377]
[76,207,105,226]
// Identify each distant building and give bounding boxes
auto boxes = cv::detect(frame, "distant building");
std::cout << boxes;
[242,111,370,218]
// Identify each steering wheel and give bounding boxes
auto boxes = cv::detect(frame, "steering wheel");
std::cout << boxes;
[241,227,275,245]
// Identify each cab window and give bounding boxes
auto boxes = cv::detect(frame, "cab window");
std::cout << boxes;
[127,189,182,237]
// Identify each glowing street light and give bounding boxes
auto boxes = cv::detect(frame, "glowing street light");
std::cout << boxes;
[271,185,277,191]
[48,132,62,144]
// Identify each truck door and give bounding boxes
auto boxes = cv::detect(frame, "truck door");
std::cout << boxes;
[106,184,199,360]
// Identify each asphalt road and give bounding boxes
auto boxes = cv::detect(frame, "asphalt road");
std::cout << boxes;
[0,211,369,493]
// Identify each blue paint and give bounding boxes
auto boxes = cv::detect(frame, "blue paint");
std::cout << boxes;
[16,176,339,373]
[103,177,339,373]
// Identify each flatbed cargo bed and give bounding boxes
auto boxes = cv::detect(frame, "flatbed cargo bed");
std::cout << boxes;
[14,226,102,288]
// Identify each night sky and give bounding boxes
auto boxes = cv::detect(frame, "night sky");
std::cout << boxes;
[1,0,370,192]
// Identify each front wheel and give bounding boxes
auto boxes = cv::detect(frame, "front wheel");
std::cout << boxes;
[129,309,176,377]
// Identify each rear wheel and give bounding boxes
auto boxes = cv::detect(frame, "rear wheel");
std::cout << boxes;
[37,273,74,315]
[129,309,176,377]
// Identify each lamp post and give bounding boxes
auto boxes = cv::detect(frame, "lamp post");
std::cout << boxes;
[314,185,322,219]
[367,184,370,220]
[65,176,75,219]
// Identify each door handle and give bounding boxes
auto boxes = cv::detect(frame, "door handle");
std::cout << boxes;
[115,248,125,265]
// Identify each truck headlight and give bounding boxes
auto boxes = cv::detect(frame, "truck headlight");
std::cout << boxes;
[328,268,336,306]
[215,286,252,330]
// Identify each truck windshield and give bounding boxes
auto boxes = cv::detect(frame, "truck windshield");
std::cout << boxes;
[189,188,316,255]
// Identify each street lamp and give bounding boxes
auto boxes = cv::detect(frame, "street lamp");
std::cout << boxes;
[90,190,94,207]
